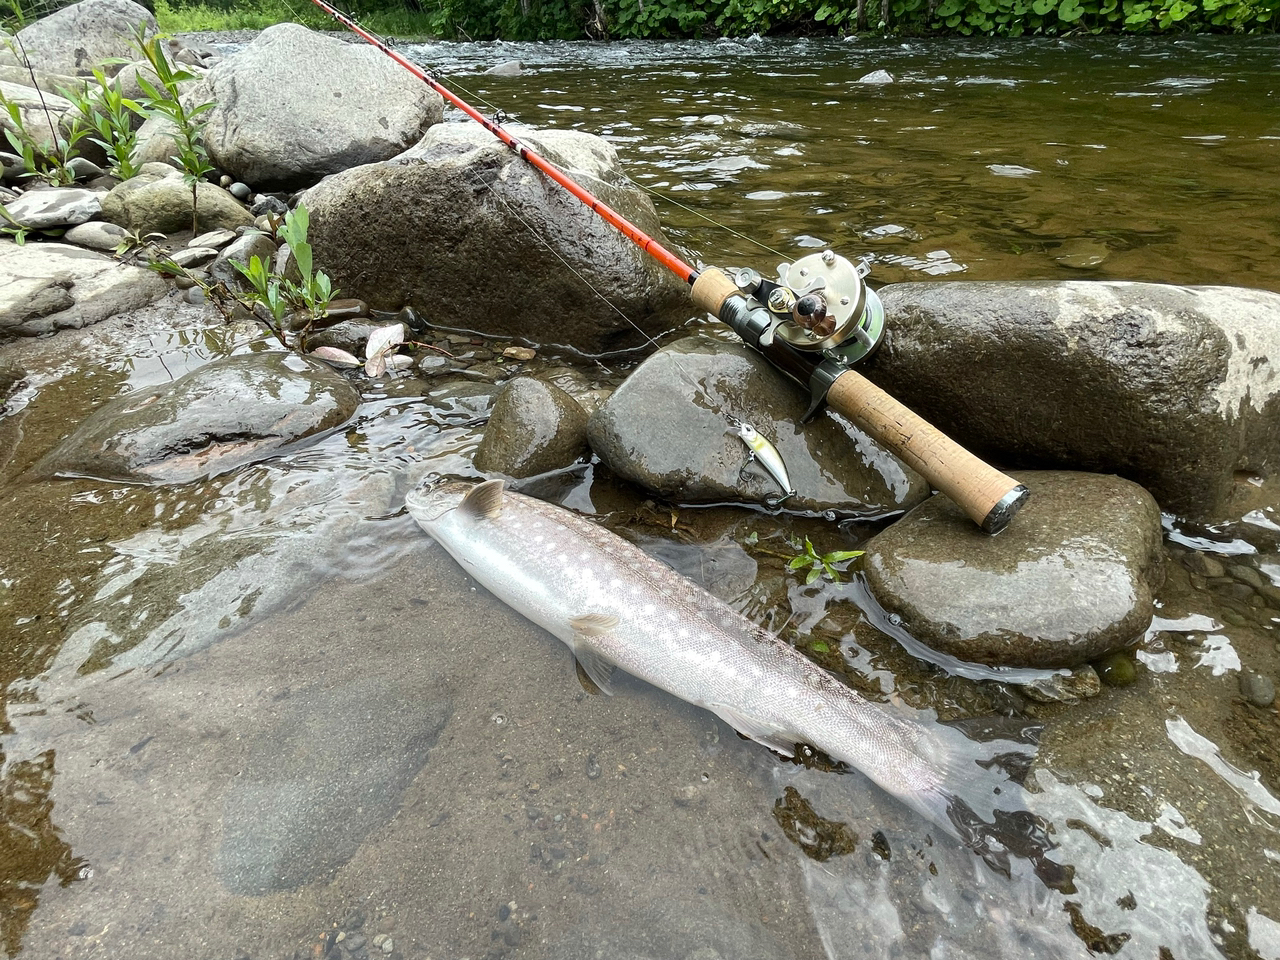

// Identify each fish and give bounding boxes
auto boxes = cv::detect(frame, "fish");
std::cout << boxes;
[730,419,795,499]
[406,478,1059,876]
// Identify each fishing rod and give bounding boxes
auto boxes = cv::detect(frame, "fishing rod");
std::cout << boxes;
[304,0,1029,533]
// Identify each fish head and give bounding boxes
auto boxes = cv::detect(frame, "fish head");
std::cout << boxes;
[404,477,479,530]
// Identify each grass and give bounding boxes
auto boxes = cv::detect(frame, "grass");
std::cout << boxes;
[153,0,443,38]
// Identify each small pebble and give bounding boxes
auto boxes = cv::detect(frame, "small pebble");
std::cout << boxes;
[1183,552,1225,579]
[381,939,394,954]
[372,934,387,948]
[229,182,252,201]
[1240,670,1276,708]
[504,346,537,361]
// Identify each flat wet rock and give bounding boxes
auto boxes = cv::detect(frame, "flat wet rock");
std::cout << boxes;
[30,351,361,483]
[862,471,1165,669]
[588,335,930,517]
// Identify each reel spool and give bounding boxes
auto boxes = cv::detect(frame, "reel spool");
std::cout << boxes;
[730,250,885,369]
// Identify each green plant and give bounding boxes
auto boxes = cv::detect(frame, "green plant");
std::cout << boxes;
[787,537,863,585]
[0,204,30,244]
[229,202,336,343]
[63,68,145,180]
[131,26,215,233]
[0,39,92,186]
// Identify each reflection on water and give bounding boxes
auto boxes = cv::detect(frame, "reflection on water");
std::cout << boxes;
[0,750,85,957]
[0,32,1278,960]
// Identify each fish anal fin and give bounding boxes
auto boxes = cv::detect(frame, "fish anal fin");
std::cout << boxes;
[709,703,798,758]
[460,478,505,520]
[574,648,616,696]
[569,612,619,636]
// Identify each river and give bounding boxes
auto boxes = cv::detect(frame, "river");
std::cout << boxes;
[0,33,1278,960]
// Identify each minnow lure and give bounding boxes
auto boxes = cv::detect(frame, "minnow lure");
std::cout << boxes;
[728,416,795,499]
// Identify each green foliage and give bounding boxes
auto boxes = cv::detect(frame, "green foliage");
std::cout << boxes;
[60,69,146,180]
[0,204,31,244]
[132,26,215,233]
[787,537,863,585]
[0,85,89,186]
[233,203,337,338]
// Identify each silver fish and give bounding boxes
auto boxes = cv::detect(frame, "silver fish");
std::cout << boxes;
[406,478,1034,849]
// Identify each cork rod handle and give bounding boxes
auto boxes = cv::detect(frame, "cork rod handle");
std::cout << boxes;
[826,370,1028,533]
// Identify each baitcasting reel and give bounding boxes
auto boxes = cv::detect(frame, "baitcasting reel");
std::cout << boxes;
[717,249,886,420]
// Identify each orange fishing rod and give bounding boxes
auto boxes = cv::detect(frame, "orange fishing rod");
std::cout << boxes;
[302,0,1030,533]
[306,0,699,285]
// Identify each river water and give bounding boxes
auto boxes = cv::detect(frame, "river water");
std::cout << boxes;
[1,33,1279,960]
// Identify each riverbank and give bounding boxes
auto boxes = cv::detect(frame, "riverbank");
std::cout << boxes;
[151,0,1280,41]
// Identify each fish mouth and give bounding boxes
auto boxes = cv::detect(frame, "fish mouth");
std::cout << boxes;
[405,475,477,522]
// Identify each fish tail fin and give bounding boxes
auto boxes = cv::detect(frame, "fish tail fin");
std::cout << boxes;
[912,717,1077,894]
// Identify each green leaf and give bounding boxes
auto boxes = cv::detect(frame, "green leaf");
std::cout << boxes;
[804,567,822,584]
[823,550,864,563]
[788,555,811,570]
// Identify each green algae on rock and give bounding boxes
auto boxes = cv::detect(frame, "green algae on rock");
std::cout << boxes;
[862,471,1164,670]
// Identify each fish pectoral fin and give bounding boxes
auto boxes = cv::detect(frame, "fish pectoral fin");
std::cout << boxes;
[572,647,617,696]
[459,478,505,520]
[569,612,620,636]
[708,703,798,758]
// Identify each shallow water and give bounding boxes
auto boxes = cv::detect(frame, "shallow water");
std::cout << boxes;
[2,33,1280,960]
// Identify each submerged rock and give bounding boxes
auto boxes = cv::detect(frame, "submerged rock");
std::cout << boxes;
[588,335,931,517]
[303,123,689,355]
[862,471,1164,669]
[204,23,444,191]
[30,352,361,483]
[870,281,1280,521]
[0,240,166,340]
[474,376,590,479]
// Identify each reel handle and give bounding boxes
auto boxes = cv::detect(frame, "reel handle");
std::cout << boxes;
[826,369,1027,533]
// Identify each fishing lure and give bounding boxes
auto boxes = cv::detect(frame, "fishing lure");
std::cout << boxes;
[728,416,795,499]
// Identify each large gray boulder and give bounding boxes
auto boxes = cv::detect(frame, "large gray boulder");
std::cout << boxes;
[862,471,1165,669]
[0,240,166,340]
[868,281,1280,521]
[203,23,443,191]
[303,124,690,355]
[30,352,361,483]
[0,0,156,77]
[588,335,931,516]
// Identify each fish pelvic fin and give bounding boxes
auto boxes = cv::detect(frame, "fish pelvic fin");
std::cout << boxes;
[708,702,799,759]
[460,478,505,520]
[569,613,621,695]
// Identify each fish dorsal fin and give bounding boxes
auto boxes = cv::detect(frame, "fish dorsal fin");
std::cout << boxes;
[708,703,798,758]
[459,478,505,520]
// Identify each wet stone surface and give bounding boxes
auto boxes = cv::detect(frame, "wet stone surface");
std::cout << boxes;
[862,471,1165,669]
[474,375,590,480]
[30,351,361,483]
[588,334,930,517]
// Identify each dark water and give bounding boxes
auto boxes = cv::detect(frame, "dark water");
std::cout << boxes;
[2,33,1280,960]
[424,35,1280,292]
